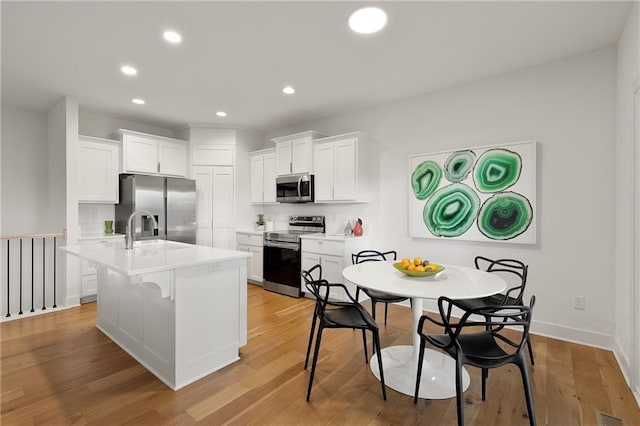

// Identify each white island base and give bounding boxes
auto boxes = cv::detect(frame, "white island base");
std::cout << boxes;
[96,259,247,390]
[61,239,250,391]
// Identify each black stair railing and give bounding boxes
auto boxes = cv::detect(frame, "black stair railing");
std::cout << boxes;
[1,232,64,319]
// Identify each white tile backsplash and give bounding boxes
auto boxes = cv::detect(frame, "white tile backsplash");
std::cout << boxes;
[78,204,116,235]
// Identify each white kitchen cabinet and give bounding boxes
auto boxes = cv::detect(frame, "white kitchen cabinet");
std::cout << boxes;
[300,236,370,301]
[116,129,189,177]
[78,135,120,203]
[250,149,277,203]
[193,165,235,249]
[312,132,372,202]
[236,232,264,284]
[272,130,324,176]
[192,145,234,166]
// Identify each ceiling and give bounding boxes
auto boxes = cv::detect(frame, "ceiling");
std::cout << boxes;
[1,1,634,134]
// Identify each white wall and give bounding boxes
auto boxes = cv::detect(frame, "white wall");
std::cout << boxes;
[268,47,618,348]
[615,2,640,400]
[79,109,176,139]
[1,105,50,234]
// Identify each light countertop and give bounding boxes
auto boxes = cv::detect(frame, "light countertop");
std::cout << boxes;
[300,233,369,241]
[235,229,266,235]
[79,233,125,241]
[61,239,251,276]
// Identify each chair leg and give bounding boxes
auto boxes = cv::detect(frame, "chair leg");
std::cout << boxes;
[414,337,426,404]
[355,287,361,303]
[518,354,537,426]
[304,313,318,370]
[527,337,535,365]
[361,329,369,364]
[307,325,324,401]
[383,302,389,325]
[455,356,464,426]
[373,329,387,400]
[371,299,377,322]
[481,368,488,401]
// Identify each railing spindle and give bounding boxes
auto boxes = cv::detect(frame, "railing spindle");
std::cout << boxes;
[19,239,23,315]
[53,237,57,308]
[42,237,46,310]
[5,240,9,317]
[31,238,35,312]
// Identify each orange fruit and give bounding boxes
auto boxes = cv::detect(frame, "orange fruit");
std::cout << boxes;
[401,258,410,265]
[414,257,423,266]
[407,264,416,271]
[415,265,425,272]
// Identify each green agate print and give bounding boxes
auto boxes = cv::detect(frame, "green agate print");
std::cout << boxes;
[443,150,475,183]
[477,192,533,240]
[411,160,442,200]
[473,149,522,193]
[423,183,480,237]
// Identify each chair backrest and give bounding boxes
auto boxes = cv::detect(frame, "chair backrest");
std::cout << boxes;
[438,295,536,364]
[301,264,326,301]
[474,256,528,304]
[352,250,397,264]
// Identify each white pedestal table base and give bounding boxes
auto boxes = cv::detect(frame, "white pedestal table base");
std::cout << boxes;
[369,345,470,399]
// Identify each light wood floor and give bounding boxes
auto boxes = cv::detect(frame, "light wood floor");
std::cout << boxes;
[2,284,639,425]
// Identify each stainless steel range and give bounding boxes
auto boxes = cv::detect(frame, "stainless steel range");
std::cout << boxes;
[263,215,325,298]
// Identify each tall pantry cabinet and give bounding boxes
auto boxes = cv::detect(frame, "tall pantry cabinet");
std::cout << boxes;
[192,145,235,249]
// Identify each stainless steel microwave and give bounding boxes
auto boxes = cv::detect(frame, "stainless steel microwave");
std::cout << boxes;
[276,174,314,203]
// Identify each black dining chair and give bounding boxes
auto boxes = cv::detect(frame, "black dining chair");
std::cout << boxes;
[301,264,387,401]
[446,256,535,365]
[415,295,537,426]
[352,250,409,325]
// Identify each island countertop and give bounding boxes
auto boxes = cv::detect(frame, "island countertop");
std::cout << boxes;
[61,239,251,276]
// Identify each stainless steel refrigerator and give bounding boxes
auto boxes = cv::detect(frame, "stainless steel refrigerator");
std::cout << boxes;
[115,174,196,244]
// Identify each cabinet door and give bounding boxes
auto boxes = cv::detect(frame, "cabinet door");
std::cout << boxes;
[193,166,213,246]
[301,252,321,294]
[291,137,311,174]
[124,135,158,174]
[81,274,98,298]
[78,138,119,203]
[212,166,234,249]
[263,153,277,203]
[159,141,188,177]
[321,255,346,301]
[333,139,357,200]
[248,246,263,282]
[250,155,264,203]
[192,145,234,166]
[313,143,334,201]
[276,141,292,175]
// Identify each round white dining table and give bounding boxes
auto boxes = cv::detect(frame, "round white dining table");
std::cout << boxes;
[342,261,506,399]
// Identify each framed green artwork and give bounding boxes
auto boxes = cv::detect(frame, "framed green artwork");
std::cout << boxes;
[409,140,536,244]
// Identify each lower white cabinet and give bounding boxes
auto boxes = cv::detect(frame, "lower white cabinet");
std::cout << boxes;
[236,232,264,284]
[79,236,124,302]
[193,166,235,249]
[78,136,120,203]
[300,236,370,301]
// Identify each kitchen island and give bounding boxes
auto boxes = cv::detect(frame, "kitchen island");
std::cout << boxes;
[61,239,251,390]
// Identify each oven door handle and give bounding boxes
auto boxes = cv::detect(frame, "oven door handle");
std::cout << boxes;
[264,241,300,251]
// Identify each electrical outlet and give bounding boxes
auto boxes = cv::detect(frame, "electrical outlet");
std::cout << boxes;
[574,296,586,310]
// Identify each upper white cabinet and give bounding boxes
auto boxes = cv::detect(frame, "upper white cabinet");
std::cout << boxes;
[78,135,120,203]
[312,132,372,202]
[192,145,234,166]
[250,149,277,203]
[272,130,324,176]
[116,129,189,177]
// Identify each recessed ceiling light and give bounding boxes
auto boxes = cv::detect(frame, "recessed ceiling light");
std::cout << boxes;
[132,98,145,105]
[348,7,387,34]
[216,111,227,117]
[282,86,296,95]
[121,65,137,76]
[163,30,182,44]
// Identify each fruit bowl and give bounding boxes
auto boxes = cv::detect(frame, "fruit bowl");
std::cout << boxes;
[393,262,445,277]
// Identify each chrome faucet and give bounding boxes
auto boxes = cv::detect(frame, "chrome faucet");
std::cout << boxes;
[125,209,159,249]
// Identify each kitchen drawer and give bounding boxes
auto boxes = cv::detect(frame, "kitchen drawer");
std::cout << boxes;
[236,232,263,247]
[302,238,343,256]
